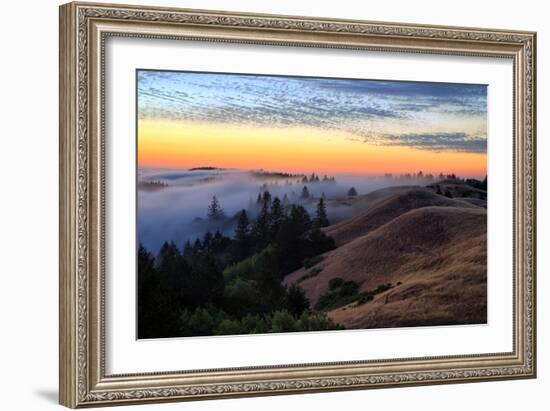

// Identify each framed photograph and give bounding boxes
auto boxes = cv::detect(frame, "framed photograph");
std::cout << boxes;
[59,2,537,408]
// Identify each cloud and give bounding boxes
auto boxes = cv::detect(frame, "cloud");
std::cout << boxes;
[373,132,487,153]
[137,70,487,153]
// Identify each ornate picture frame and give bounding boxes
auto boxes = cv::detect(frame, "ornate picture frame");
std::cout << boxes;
[59,1,536,408]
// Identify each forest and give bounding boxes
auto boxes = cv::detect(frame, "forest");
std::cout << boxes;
[138,190,341,338]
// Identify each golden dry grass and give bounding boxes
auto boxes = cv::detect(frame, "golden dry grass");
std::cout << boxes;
[284,186,487,329]
[323,187,477,247]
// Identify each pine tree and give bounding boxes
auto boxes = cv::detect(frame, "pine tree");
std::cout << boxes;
[235,209,250,241]
[234,209,251,261]
[301,186,310,199]
[207,195,224,220]
[212,230,224,251]
[314,197,330,228]
[262,190,272,205]
[156,241,189,297]
[138,243,184,338]
[347,187,358,197]
[269,197,284,236]
[282,194,289,206]
[193,238,202,254]
[290,204,312,234]
[182,240,194,263]
[253,200,270,248]
[202,231,213,250]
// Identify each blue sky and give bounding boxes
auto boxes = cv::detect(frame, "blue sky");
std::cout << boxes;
[137,70,487,153]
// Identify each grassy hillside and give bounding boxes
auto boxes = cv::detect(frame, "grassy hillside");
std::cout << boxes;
[285,183,487,329]
[323,187,477,247]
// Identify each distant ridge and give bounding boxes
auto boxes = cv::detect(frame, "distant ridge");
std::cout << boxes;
[188,166,226,171]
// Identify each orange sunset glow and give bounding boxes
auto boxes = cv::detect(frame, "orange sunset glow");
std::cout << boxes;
[137,70,488,178]
[138,120,486,177]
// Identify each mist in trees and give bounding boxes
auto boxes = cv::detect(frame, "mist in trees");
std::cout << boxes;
[138,188,339,339]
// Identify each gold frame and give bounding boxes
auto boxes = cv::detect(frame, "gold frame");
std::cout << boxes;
[59,1,537,408]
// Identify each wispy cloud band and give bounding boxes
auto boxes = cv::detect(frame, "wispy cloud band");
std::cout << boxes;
[137,70,487,153]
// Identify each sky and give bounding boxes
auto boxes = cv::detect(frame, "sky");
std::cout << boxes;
[137,70,487,177]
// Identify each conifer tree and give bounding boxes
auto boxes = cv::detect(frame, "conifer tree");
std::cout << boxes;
[262,190,272,205]
[314,197,330,228]
[347,187,358,197]
[233,209,251,261]
[269,197,284,236]
[282,193,290,206]
[235,209,250,242]
[253,200,270,248]
[207,195,224,220]
[182,240,194,263]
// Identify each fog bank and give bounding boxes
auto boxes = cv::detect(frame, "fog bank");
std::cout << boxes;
[138,168,432,252]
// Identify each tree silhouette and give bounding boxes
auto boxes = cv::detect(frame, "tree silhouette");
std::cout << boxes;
[282,193,290,207]
[314,197,330,228]
[301,186,310,199]
[235,209,250,241]
[269,197,284,235]
[233,209,251,261]
[285,284,310,316]
[262,190,272,205]
[347,187,358,197]
[182,240,195,264]
[202,231,213,250]
[253,200,270,249]
[207,196,224,220]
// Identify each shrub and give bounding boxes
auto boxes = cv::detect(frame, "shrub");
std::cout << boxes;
[373,283,393,294]
[285,285,310,316]
[328,277,344,290]
[270,310,299,333]
[240,314,268,334]
[314,280,360,310]
[223,277,262,317]
[179,306,227,337]
[356,293,374,306]
[215,319,242,335]
[339,280,359,296]
[298,311,345,331]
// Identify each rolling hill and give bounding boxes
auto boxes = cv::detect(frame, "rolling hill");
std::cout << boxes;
[284,184,487,329]
[323,187,478,247]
